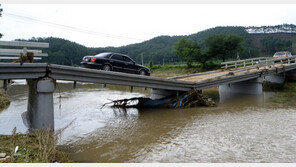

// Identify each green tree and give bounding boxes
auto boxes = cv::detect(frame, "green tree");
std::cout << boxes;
[205,34,243,62]
[148,59,153,68]
[173,38,203,68]
[260,36,292,55]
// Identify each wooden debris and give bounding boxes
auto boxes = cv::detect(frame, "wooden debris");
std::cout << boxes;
[12,52,34,65]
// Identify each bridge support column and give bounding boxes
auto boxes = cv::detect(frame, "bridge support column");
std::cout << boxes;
[264,73,285,83]
[219,78,263,102]
[151,88,183,100]
[27,78,55,130]
[285,69,296,81]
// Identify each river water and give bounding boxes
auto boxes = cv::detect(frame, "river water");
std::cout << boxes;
[1,80,296,163]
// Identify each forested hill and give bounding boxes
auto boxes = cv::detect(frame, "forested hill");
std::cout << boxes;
[19,24,296,66]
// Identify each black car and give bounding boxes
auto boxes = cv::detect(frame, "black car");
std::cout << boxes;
[81,52,150,76]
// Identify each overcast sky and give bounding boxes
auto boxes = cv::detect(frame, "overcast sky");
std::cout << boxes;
[0,4,296,47]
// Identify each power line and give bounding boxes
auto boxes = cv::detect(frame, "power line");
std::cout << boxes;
[4,12,145,41]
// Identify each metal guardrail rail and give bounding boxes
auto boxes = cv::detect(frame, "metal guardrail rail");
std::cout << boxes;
[221,57,271,69]
[0,63,47,80]
[0,41,49,61]
[48,64,195,91]
[0,41,49,48]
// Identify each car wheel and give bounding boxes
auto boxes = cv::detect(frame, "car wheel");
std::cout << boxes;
[139,70,146,75]
[103,65,111,71]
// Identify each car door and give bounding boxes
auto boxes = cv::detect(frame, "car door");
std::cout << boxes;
[110,54,124,72]
[123,56,137,74]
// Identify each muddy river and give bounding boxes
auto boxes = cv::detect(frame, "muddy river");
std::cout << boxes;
[1,80,296,162]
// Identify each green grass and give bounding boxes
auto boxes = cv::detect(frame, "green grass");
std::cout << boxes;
[263,81,296,92]
[0,81,11,111]
[0,129,72,163]
[263,82,296,106]
[0,93,10,112]
[150,61,221,78]
[151,67,202,78]
[268,92,296,106]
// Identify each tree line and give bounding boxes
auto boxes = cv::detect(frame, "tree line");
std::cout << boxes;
[173,34,243,68]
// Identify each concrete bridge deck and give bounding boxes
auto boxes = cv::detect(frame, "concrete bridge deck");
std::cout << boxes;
[175,63,293,83]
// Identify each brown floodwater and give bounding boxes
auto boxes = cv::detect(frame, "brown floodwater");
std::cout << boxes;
[1,80,296,163]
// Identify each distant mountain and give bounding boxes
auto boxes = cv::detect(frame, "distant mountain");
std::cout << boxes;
[15,24,296,65]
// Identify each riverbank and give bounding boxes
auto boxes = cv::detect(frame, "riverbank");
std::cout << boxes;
[0,93,10,112]
[0,81,11,111]
[0,129,72,163]
[263,82,296,107]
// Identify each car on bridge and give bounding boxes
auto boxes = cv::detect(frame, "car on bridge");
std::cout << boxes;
[273,51,293,63]
[273,51,292,59]
[81,52,151,76]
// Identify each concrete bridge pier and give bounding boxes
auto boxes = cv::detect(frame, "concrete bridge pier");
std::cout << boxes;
[219,78,263,102]
[151,88,183,100]
[264,73,285,83]
[27,78,55,130]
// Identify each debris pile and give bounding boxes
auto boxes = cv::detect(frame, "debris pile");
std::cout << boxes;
[166,89,215,108]
[12,52,34,65]
[103,89,215,109]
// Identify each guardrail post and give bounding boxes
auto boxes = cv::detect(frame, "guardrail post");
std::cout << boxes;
[243,61,246,67]
[251,60,254,66]
[288,58,291,64]
[225,64,228,69]
[2,79,8,90]
[73,81,77,89]
[26,78,55,130]
[235,62,237,68]
[130,86,133,93]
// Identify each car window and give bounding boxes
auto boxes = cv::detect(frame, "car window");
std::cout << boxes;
[275,52,285,56]
[123,56,133,63]
[95,53,112,58]
[111,54,123,61]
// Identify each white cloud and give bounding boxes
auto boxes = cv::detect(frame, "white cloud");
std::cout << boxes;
[0,4,296,47]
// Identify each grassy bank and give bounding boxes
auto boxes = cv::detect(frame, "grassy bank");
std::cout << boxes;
[263,81,296,92]
[0,129,72,163]
[263,82,296,106]
[0,80,11,111]
[0,93,10,112]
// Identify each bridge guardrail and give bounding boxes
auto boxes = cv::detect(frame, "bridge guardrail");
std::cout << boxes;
[221,57,271,69]
[221,56,296,70]
[0,41,49,61]
[48,64,196,91]
[0,63,47,79]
